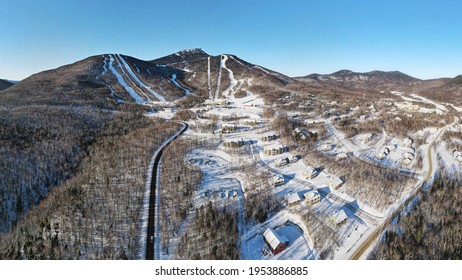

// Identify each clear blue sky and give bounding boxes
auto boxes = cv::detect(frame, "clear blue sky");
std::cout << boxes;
[1,0,461,80]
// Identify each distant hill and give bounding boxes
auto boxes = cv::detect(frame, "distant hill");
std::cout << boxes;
[295,70,422,92]
[0,79,14,90]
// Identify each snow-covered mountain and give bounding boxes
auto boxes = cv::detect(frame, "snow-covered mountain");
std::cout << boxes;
[0,49,295,108]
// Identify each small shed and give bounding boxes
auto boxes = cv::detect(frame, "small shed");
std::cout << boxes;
[263,228,289,255]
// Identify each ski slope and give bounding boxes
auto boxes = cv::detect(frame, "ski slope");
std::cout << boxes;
[107,55,146,104]
[116,54,166,102]
[171,74,191,95]
[221,55,238,98]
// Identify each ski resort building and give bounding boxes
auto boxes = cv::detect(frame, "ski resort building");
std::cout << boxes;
[263,228,289,255]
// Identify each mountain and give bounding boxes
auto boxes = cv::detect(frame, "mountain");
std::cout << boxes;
[0,79,14,91]
[296,70,422,92]
[0,49,295,109]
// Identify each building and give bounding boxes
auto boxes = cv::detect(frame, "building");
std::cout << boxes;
[276,157,289,167]
[223,139,244,148]
[452,150,461,159]
[402,158,412,165]
[241,119,257,126]
[221,123,236,133]
[336,152,349,160]
[403,138,413,148]
[260,134,278,142]
[263,145,288,156]
[304,191,321,204]
[290,155,299,163]
[329,177,344,189]
[263,228,289,255]
[360,133,373,144]
[407,104,420,111]
[330,209,348,226]
[304,168,318,179]
[287,193,302,207]
[205,99,228,106]
[376,147,390,160]
[321,143,334,151]
[273,175,285,187]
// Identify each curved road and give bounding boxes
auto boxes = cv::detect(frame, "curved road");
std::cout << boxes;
[349,118,457,259]
[145,122,188,260]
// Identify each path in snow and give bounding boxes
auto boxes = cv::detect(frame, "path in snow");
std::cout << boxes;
[214,55,224,100]
[221,55,238,98]
[207,57,212,99]
[116,54,166,102]
[171,74,191,95]
[107,55,146,104]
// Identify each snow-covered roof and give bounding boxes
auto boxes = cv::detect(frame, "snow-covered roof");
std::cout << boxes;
[331,209,348,224]
[263,228,285,250]
[287,193,301,205]
[329,177,343,186]
[304,191,320,201]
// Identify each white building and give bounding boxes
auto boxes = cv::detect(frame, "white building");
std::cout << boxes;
[273,176,285,187]
[321,143,334,151]
[330,209,348,226]
[329,177,344,189]
[287,193,302,207]
[304,168,318,179]
[304,191,321,204]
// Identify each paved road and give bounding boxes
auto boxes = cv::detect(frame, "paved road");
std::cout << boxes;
[146,122,188,260]
[348,118,457,259]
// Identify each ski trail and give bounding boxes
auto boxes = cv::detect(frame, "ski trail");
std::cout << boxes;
[221,55,238,98]
[116,54,166,102]
[171,74,192,95]
[107,55,146,104]
[214,55,224,100]
[102,55,108,75]
[207,56,212,99]
[113,55,154,102]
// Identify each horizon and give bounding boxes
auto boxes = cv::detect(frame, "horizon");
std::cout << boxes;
[1,0,462,81]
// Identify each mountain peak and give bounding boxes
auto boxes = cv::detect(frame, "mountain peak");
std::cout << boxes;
[175,48,208,56]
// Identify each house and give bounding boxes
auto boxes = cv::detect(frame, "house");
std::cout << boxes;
[273,176,285,187]
[241,119,256,126]
[304,168,318,179]
[407,104,420,111]
[452,150,462,159]
[329,177,344,189]
[402,158,412,165]
[330,209,348,226]
[321,143,334,151]
[263,228,289,255]
[304,191,321,204]
[287,193,302,207]
[221,123,236,133]
[264,145,288,156]
[336,152,349,160]
[276,157,289,167]
[223,139,244,148]
[456,155,462,164]
[360,133,373,144]
[290,155,299,163]
[205,99,228,106]
[403,152,415,160]
[403,138,413,148]
[260,134,278,142]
